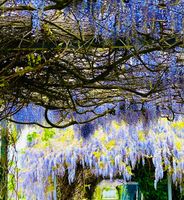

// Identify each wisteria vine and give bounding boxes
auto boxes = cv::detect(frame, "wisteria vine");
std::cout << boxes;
[70,0,184,39]
[17,118,184,199]
[12,0,184,37]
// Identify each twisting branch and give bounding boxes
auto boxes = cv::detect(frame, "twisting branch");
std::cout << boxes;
[44,107,116,128]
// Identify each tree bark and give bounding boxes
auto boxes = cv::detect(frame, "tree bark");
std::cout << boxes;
[56,165,101,200]
[0,124,8,200]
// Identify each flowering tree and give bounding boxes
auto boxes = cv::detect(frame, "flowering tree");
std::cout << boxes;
[15,118,184,199]
[0,1,184,199]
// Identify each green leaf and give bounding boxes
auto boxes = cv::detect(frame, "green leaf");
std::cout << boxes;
[41,129,55,141]
[27,131,39,143]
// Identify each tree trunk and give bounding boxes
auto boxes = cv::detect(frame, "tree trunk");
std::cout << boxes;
[56,165,101,200]
[0,125,8,200]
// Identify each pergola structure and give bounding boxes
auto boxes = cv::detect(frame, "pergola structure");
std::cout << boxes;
[0,1,184,199]
[0,0,183,128]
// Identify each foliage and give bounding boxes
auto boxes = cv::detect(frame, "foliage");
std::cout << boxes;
[134,160,184,200]
[92,186,102,200]
[27,131,38,143]
[134,161,168,200]
[41,129,56,141]
[0,123,22,200]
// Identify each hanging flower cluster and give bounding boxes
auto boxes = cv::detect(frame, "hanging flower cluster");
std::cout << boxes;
[12,0,184,38]
[65,0,184,39]
[15,0,45,31]
[3,0,183,126]
[17,117,184,199]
